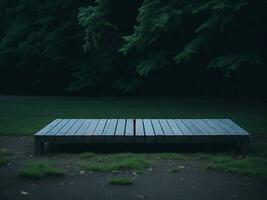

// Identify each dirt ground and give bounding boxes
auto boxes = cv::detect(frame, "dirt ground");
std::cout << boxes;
[0,136,267,200]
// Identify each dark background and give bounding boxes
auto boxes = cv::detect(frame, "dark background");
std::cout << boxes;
[0,0,266,98]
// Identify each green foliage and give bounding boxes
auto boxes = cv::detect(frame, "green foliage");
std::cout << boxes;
[119,0,182,54]
[78,1,117,51]
[174,34,207,64]
[207,53,261,76]
[121,0,266,77]
[0,0,266,95]
[136,51,171,75]
[0,0,90,94]
[71,0,142,93]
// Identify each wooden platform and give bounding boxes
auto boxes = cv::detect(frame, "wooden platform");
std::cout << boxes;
[34,119,250,154]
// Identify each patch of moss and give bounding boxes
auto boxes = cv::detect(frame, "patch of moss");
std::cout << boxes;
[108,177,133,185]
[0,149,11,167]
[17,162,65,179]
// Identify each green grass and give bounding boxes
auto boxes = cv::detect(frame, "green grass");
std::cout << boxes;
[79,152,96,159]
[0,149,11,166]
[0,159,7,166]
[107,177,133,185]
[17,162,65,179]
[148,152,190,160]
[13,151,267,181]
[80,153,151,172]
[206,155,267,181]
[0,96,267,135]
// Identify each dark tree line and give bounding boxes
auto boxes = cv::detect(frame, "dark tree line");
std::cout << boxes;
[0,0,266,97]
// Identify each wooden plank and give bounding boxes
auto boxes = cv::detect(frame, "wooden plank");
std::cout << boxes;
[35,119,62,136]
[85,119,100,135]
[136,119,144,136]
[167,119,183,135]
[159,119,173,135]
[192,119,213,135]
[104,119,117,136]
[93,119,108,135]
[202,119,228,134]
[151,119,164,136]
[220,119,249,135]
[65,119,85,135]
[102,119,111,135]
[181,119,203,135]
[46,119,69,135]
[175,120,192,135]
[75,119,92,135]
[210,119,235,135]
[56,119,77,135]
[143,119,154,136]
[115,119,126,136]
[125,119,134,136]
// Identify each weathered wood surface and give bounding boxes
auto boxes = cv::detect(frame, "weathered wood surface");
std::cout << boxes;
[34,118,250,154]
[35,118,249,137]
[35,118,249,144]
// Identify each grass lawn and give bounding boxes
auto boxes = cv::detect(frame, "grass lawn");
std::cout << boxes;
[0,96,267,136]
[0,96,267,180]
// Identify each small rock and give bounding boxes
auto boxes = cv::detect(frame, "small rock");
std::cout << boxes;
[79,170,86,175]
[148,168,153,171]
[20,191,28,195]
[178,165,185,169]
[69,182,74,185]
[180,177,184,181]
[132,171,137,176]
